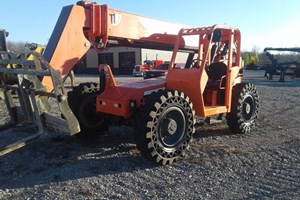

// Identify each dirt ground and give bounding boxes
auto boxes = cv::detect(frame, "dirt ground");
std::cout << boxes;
[0,70,299,199]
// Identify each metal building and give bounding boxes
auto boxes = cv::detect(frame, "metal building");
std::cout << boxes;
[75,46,183,75]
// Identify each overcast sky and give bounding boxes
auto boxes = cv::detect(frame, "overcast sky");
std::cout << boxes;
[1,0,300,52]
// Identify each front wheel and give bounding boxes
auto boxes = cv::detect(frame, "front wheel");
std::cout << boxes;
[226,83,259,134]
[68,83,108,136]
[135,90,195,165]
[74,92,107,134]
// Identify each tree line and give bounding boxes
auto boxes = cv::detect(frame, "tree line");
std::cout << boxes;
[6,41,29,53]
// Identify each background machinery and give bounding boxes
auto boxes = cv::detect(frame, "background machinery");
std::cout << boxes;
[132,59,164,77]
[263,47,300,81]
[243,51,259,70]
[0,1,259,164]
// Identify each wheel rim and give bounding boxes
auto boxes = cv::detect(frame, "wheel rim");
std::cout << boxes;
[242,94,255,122]
[158,107,186,149]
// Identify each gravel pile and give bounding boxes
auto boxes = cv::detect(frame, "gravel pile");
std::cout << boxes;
[0,71,299,199]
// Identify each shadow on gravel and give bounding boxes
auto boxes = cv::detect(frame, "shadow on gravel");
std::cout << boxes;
[0,126,157,189]
[194,124,232,139]
[0,123,243,190]
[183,123,252,166]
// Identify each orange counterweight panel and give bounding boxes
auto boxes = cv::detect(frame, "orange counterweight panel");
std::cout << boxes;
[96,86,144,118]
[96,65,166,119]
[97,97,130,118]
[97,82,166,119]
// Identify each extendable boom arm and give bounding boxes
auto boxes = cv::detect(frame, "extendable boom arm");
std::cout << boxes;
[42,1,187,91]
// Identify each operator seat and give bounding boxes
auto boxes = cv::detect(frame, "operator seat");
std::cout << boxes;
[206,62,227,90]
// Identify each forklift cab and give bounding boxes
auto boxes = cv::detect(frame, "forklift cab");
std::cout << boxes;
[166,25,243,117]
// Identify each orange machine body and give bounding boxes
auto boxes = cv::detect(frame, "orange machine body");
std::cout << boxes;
[96,64,165,119]
[96,25,243,119]
[41,1,242,120]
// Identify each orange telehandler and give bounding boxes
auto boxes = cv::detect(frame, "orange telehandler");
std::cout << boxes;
[0,1,259,164]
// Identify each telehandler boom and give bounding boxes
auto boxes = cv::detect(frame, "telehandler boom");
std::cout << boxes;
[0,1,259,164]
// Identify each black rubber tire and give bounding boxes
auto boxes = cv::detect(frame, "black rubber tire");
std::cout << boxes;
[68,82,107,136]
[67,82,99,111]
[73,92,107,134]
[135,90,195,165]
[226,83,259,134]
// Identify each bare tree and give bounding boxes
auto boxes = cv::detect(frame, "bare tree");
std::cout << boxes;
[6,41,28,53]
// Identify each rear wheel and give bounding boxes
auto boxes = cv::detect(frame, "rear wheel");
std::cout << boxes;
[135,90,195,165]
[226,83,259,134]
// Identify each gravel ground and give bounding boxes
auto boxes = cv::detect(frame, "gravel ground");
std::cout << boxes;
[0,71,299,199]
